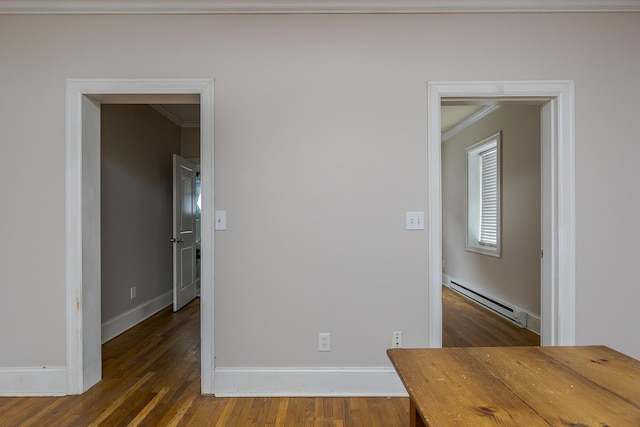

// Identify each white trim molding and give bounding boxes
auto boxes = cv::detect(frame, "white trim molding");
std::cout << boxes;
[441,105,500,143]
[214,367,407,397]
[66,78,215,395]
[427,80,576,348]
[1,0,639,14]
[150,105,200,129]
[0,367,67,396]
[101,291,172,344]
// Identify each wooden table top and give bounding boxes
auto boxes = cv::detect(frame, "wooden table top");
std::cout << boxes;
[387,346,640,426]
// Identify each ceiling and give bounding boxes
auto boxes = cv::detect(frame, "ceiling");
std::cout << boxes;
[0,0,638,14]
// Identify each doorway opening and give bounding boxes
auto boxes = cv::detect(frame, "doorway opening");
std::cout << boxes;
[100,104,201,338]
[426,81,576,348]
[440,103,542,347]
[65,79,214,394]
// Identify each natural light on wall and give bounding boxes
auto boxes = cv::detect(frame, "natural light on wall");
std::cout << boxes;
[466,131,501,257]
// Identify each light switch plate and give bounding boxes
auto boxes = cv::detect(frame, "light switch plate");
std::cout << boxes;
[406,212,425,230]
[215,210,227,230]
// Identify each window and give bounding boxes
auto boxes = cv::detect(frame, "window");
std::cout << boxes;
[466,132,501,257]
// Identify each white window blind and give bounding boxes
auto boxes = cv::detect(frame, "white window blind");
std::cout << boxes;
[479,146,498,247]
[466,132,500,257]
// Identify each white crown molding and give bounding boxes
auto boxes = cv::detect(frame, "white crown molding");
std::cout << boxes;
[150,105,183,127]
[441,105,500,143]
[1,0,639,14]
[149,104,199,128]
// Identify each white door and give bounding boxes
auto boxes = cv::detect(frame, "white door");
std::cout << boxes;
[172,154,198,311]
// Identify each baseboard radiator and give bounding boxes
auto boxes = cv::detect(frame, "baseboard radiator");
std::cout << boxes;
[448,279,528,328]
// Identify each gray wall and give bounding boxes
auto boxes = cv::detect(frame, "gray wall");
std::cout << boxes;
[180,127,201,162]
[0,13,639,370]
[101,105,181,322]
[443,106,541,316]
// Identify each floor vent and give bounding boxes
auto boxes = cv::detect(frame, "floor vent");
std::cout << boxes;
[449,280,527,328]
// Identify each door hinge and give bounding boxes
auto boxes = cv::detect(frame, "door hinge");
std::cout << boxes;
[540,249,544,259]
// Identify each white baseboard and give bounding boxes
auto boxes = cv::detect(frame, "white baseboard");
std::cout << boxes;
[0,367,67,396]
[102,291,172,343]
[214,367,407,397]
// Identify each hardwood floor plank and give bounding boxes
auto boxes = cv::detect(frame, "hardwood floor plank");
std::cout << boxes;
[2,289,534,426]
[17,397,66,427]
[312,396,324,427]
[165,392,197,427]
[0,398,28,420]
[127,386,170,426]
[346,397,362,427]
[442,285,540,347]
[213,397,237,426]
[265,397,282,424]
[184,395,223,426]
[322,395,333,425]
[332,397,343,426]
[87,371,155,427]
[275,398,289,426]
[303,397,316,427]
[252,397,273,426]
[149,378,199,425]
[0,398,52,426]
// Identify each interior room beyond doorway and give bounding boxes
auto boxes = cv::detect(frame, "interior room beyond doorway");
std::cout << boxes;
[441,103,542,347]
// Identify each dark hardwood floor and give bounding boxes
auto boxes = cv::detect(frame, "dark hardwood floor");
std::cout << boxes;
[1,288,538,425]
[0,300,408,426]
[442,285,540,347]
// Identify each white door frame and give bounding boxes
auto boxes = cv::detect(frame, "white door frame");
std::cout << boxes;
[65,78,215,394]
[427,81,575,347]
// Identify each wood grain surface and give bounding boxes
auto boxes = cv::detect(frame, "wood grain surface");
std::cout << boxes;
[388,346,640,426]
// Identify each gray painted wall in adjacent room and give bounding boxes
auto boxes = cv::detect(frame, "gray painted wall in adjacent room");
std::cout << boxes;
[100,105,181,322]
[443,105,541,315]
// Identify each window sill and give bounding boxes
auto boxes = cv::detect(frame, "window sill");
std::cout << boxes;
[465,245,501,258]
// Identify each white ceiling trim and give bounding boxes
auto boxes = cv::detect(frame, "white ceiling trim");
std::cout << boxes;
[150,105,200,128]
[1,0,639,14]
[441,105,500,143]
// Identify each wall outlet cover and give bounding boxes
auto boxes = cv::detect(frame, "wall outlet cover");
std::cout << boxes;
[319,333,331,352]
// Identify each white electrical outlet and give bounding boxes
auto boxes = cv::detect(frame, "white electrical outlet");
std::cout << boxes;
[319,333,331,352]
[130,287,136,299]
[392,331,403,348]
